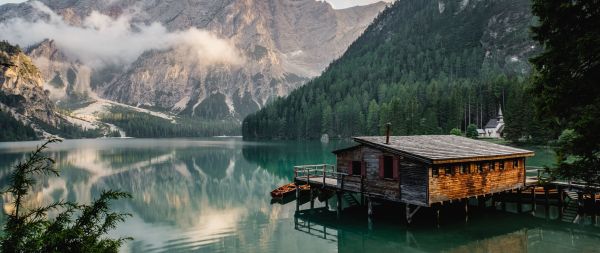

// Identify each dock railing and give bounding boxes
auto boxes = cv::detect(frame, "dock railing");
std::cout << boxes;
[294,164,347,186]
[526,166,600,191]
[526,166,547,179]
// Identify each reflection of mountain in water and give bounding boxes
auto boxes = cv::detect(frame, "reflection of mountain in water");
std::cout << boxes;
[0,139,304,252]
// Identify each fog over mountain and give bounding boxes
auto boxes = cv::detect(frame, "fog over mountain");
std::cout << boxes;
[0,0,385,123]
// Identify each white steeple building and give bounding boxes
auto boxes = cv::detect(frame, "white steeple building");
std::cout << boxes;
[479,106,505,138]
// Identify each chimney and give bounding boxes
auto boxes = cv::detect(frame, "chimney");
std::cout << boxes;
[385,122,391,144]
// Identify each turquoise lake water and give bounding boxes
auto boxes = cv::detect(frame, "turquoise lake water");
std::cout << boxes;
[0,138,598,253]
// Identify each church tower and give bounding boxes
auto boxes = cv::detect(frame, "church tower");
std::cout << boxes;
[497,105,503,123]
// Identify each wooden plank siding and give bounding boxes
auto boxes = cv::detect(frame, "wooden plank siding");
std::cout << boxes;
[429,158,526,203]
[335,146,428,205]
[399,159,428,206]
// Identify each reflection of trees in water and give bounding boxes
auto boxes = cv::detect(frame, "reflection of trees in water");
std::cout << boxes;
[241,140,353,179]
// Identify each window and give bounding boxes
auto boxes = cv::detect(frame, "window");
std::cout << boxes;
[445,166,454,176]
[499,161,505,170]
[488,162,495,171]
[477,163,484,173]
[432,167,439,177]
[513,159,519,168]
[461,164,469,174]
[383,156,394,179]
[352,161,362,175]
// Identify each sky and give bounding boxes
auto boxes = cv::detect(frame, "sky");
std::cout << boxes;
[1,0,394,9]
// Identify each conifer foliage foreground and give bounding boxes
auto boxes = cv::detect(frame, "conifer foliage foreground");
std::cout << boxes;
[0,138,132,253]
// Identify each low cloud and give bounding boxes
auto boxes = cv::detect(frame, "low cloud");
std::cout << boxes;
[0,1,243,68]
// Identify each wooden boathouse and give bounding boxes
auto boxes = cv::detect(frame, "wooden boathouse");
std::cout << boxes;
[293,135,535,222]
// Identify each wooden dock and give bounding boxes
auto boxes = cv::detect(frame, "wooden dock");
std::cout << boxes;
[294,164,345,190]
[290,164,600,224]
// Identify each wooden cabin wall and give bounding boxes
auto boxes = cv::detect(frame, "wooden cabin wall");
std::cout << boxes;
[428,158,526,204]
[361,147,400,201]
[336,147,363,193]
[335,146,428,206]
[399,160,428,206]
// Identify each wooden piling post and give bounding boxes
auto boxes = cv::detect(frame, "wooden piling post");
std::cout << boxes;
[501,192,506,211]
[405,204,411,225]
[558,186,564,218]
[310,188,314,210]
[296,184,300,212]
[591,192,597,221]
[463,199,469,223]
[435,204,440,226]
[367,197,374,230]
[336,191,342,218]
[578,191,584,219]
[558,186,564,207]
[517,188,522,213]
[368,197,373,218]
[531,187,536,213]
[478,196,485,209]
[544,187,550,207]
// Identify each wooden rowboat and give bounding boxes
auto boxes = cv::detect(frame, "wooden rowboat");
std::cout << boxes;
[270,183,310,199]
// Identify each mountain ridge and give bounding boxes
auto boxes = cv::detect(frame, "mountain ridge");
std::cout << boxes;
[243,0,546,141]
[0,0,386,121]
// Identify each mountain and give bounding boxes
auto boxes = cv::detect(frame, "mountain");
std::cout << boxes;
[1,41,57,138]
[243,0,550,141]
[0,0,386,123]
[0,41,113,141]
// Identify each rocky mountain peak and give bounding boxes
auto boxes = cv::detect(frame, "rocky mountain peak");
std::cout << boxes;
[0,41,57,126]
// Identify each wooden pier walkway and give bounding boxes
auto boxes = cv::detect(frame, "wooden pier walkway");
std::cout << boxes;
[294,164,344,189]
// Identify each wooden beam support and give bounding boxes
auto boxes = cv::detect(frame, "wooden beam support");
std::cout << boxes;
[501,191,506,211]
[296,183,300,212]
[434,204,440,226]
[531,187,536,213]
[368,197,374,218]
[310,188,314,210]
[517,188,522,213]
[405,204,421,225]
[336,191,343,218]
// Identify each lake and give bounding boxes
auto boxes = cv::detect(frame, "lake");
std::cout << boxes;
[0,138,598,253]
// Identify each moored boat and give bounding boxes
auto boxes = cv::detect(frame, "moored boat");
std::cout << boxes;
[270,183,310,199]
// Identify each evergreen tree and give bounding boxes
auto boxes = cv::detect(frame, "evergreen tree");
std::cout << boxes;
[0,139,131,252]
[466,124,479,138]
[450,128,462,136]
[530,0,600,185]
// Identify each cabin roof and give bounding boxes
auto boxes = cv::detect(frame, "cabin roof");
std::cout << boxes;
[485,118,500,128]
[352,135,534,164]
[331,145,361,154]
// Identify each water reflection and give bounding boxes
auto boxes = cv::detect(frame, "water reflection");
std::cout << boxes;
[0,138,345,252]
[294,208,600,253]
[0,139,597,253]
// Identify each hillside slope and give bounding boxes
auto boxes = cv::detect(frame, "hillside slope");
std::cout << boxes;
[243,0,548,141]
[0,0,386,120]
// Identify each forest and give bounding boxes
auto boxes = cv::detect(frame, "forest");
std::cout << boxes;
[0,109,37,141]
[242,0,555,143]
[100,106,240,138]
